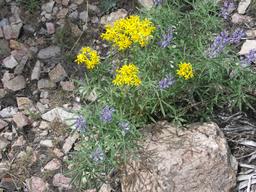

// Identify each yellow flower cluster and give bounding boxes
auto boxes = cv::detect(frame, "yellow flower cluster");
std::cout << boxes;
[113,64,141,86]
[176,62,194,80]
[101,15,156,51]
[75,47,100,70]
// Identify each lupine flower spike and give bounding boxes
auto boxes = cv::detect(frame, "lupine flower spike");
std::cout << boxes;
[159,75,175,89]
[91,147,105,163]
[100,106,115,123]
[229,28,245,44]
[207,31,229,58]
[220,1,235,20]
[75,116,87,132]
[158,28,173,48]
[246,49,256,64]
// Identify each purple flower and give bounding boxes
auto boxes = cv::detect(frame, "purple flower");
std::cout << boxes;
[119,121,130,134]
[100,106,115,123]
[159,75,175,89]
[229,28,245,44]
[158,29,173,48]
[75,116,87,132]
[220,1,235,20]
[207,31,230,58]
[154,0,164,6]
[245,49,256,64]
[91,147,105,163]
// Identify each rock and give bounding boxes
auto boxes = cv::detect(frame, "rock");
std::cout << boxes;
[246,29,256,39]
[36,102,48,113]
[0,137,9,151]
[16,97,33,110]
[42,107,77,127]
[31,60,41,80]
[86,89,97,102]
[37,46,61,59]
[0,89,6,99]
[39,121,50,129]
[49,64,67,83]
[62,0,70,6]
[99,184,112,192]
[3,55,18,69]
[4,75,26,91]
[0,162,10,178]
[239,40,256,55]
[38,79,56,89]
[69,11,78,20]
[137,0,154,9]
[121,122,237,192]
[0,27,3,38]
[100,9,128,25]
[238,0,251,14]
[62,133,79,154]
[26,176,48,192]
[46,22,55,34]
[60,81,75,91]
[2,25,12,40]
[43,158,61,171]
[0,119,8,130]
[42,1,55,13]
[13,112,29,128]
[91,16,99,24]
[79,11,88,22]
[57,8,68,19]
[52,173,72,189]
[0,107,18,118]
[231,13,252,24]
[0,39,10,59]
[10,22,23,39]
[88,4,100,13]
[53,148,64,158]
[40,140,53,148]
[12,136,26,147]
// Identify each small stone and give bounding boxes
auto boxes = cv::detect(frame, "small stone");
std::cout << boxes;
[36,102,48,113]
[0,28,3,38]
[3,55,18,69]
[86,89,97,102]
[69,11,78,19]
[4,75,26,91]
[0,137,9,151]
[100,9,128,25]
[12,136,26,147]
[60,81,75,91]
[99,184,112,192]
[40,140,53,147]
[0,39,10,59]
[26,176,48,192]
[43,158,61,171]
[53,148,64,158]
[52,173,72,189]
[38,79,56,89]
[49,64,67,83]
[0,107,18,118]
[62,133,79,154]
[137,0,154,9]
[70,24,82,37]
[57,8,68,19]
[37,46,61,59]
[16,97,33,110]
[62,0,70,6]
[0,120,8,130]
[10,22,23,39]
[0,162,10,178]
[231,13,252,24]
[31,61,41,80]
[3,25,12,40]
[42,1,55,13]
[88,4,100,13]
[39,121,49,129]
[239,40,256,55]
[13,112,29,128]
[91,16,99,24]
[79,11,88,22]
[238,0,251,14]
[46,22,55,34]
[246,30,256,39]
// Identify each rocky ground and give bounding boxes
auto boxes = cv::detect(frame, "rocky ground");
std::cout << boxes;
[0,0,256,191]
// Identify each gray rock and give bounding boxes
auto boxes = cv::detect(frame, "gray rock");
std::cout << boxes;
[46,22,55,34]
[38,79,56,89]
[0,28,3,38]
[3,55,19,69]
[0,119,8,130]
[238,0,251,14]
[121,122,237,192]
[60,81,75,91]
[10,22,23,39]
[57,8,68,19]
[0,162,10,178]
[62,0,70,6]
[0,107,18,118]
[0,137,9,151]
[79,11,88,22]
[231,13,253,24]
[69,11,78,19]
[53,173,72,189]
[4,75,26,91]
[25,176,48,192]
[100,9,128,25]
[137,0,154,9]
[0,39,10,59]
[31,60,41,80]
[42,1,55,13]
[2,25,12,40]
[13,112,29,128]
[62,133,79,154]
[43,158,61,171]
[49,64,67,83]
[37,46,61,59]
[0,89,6,99]
[239,40,256,55]
[40,140,53,148]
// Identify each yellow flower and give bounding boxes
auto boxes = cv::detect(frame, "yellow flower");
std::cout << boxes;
[101,15,155,51]
[75,47,100,70]
[113,64,141,86]
[176,62,194,80]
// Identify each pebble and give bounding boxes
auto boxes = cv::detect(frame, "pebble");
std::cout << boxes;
[0,107,18,118]
[100,9,128,25]
[57,8,68,19]
[31,60,41,80]
[0,120,8,130]
[52,173,72,189]
[137,0,154,9]
[4,75,26,91]
[231,13,253,24]
[62,133,79,154]
[25,176,48,192]
[239,40,256,55]
[0,162,10,178]
[43,158,61,171]
[46,22,55,34]
[16,97,33,110]
[48,64,67,83]
[238,0,251,14]
[38,79,56,89]
[40,140,53,148]
[37,46,61,59]
[13,112,29,128]
[42,1,55,13]
[79,11,88,22]
[0,137,9,151]
[60,81,75,91]
[3,55,18,69]
[62,0,70,6]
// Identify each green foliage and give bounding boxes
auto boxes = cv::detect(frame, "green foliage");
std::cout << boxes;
[69,0,256,189]
[99,0,118,13]
[17,0,41,13]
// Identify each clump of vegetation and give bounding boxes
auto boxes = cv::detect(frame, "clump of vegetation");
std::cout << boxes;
[17,0,41,13]
[99,0,118,13]
[69,0,256,190]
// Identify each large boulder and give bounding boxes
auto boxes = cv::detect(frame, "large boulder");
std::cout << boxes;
[121,122,237,192]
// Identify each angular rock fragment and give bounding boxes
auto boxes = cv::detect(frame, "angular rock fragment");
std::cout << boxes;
[49,64,67,83]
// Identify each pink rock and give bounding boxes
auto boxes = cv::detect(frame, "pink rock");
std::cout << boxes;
[43,158,61,171]
[26,176,48,192]
[13,112,29,128]
[46,22,55,35]
[231,13,252,24]
[60,81,75,91]
[62,0,70,6]
[3,25,12,40]
[12,136,26,147]
[52,173,72,189]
